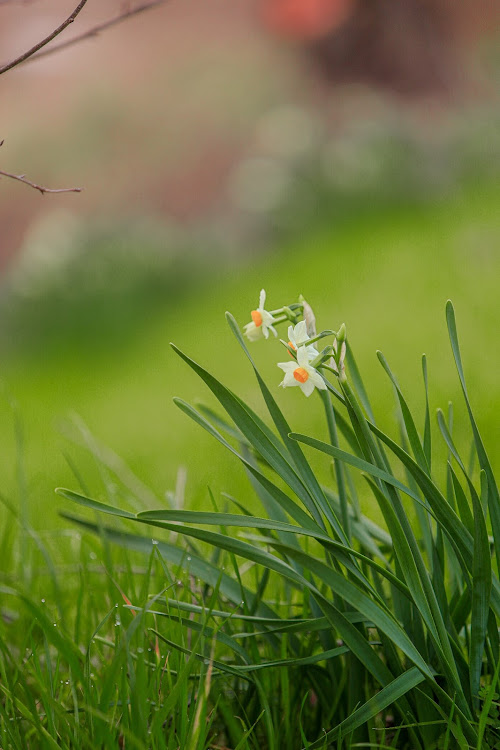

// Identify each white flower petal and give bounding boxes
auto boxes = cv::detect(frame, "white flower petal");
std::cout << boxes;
[259,289,266,309]
[305,344,318,361]
[281,373,299,388]
[300,379,316,397]
[277,361,297,375]
[296,346,310,368]
[261,310,275,327]
[308,368,327,390]
[294,320,308,344]
[277,361,300,388]
[244,322,262,341]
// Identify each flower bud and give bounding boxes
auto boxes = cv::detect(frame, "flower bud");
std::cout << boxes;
[299,295,316,337]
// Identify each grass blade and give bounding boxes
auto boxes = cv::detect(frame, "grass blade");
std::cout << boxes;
[307,667,425,749]
[470,471,492,708]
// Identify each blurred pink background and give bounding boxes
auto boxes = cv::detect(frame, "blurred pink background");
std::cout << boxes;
[1,0,498,269]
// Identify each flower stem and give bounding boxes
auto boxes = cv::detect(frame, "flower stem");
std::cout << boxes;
[320,389,351,543]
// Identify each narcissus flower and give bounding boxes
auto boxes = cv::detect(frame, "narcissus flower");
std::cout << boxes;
[244,289,277,341]
[278,344,327,397]
[286,320,318,360]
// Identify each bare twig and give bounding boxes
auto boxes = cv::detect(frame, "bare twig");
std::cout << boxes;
[0,0,89,76]
[27,0,169,64]
[0,144,82,195]
[0,169,83,195]
[0,0,169,197]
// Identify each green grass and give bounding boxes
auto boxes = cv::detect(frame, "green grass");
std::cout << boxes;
[0,180,499,748]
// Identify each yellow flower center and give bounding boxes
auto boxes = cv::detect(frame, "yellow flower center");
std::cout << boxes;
[293,367,309,384]
[251,310,263,327]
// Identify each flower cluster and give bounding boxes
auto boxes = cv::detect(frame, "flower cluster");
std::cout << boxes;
[243,289,346,397]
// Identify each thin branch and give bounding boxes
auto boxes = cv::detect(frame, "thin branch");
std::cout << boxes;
[27,0,170,65]
[0,169,83,195]
[0,0,89,76]
[0,142,82,194]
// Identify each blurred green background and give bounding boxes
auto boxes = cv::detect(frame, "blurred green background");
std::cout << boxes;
[0,0,499,532]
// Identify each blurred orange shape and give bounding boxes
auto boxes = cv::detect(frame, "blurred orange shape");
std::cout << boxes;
[261,0,354,40]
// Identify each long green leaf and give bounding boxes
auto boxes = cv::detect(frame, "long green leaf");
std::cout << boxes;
[172,401,319,533]
[363,477,439,643]
[470,470,492,708]
[290,432,435,519]
[172,399,372,588]
[306,668,426,749]
[171,343,326,527]
[137,508,410,599]
[367,421,500,617]
[446,301,500,576]
[291,430,472,715]
[58,507,280,622]
[377,351,429,473]
[422,355,432,471]
[345,342,376,423]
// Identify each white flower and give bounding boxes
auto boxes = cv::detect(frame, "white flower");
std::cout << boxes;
[243,289,277,341]
[286,320,318,361]
[278,345,327,397]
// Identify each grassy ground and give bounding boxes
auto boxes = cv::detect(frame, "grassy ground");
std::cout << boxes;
[1,179,499,527]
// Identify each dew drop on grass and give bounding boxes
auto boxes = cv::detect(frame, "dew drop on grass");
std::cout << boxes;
[187,556,191,561]
[137,647,143,653]
[152,539,159,546]
[53,623,57,627]
[41,598,45,603]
